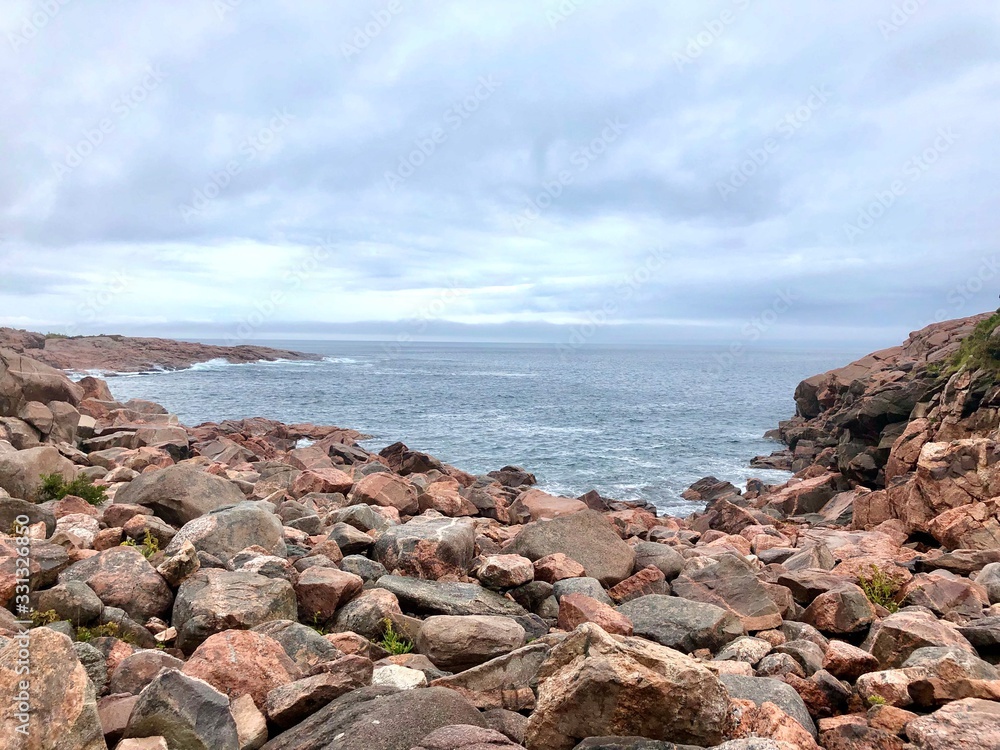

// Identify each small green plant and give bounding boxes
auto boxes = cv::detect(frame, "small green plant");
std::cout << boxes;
[121,530,160,559]
[36,473,107,506]
[867,694,887,706]
[859,565,900,613]
[29,609,61,628]
[308,612,329,636]
[75,621,134,643]
[377,618,414,655]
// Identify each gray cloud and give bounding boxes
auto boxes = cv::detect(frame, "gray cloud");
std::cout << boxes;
[2,0,999,345]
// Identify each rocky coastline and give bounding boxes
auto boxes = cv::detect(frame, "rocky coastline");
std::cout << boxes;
[0,328,320,374]
[2,314,1000,749]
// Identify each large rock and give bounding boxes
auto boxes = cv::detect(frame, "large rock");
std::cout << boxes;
[113,464,246,526]
[416,615,526,671]
[376,575,527,617]
[525,623,731,750]
[906,697,1000,749]
[252,620,342,673]
[374,517,476,579]
[617,594,744,653]
[351,472,420,515]
[0,495,56,536]
[507,510,635,586]
[182,629,301,709]
[506,489,587,524]
[123,668,239,750]
[671,555,782,631]
[333,588,403,640]
[164,501,286,562]
[0,348,83,416]
[59,545,173,622]
[0,628,106,750]
[0,445,76,501]
[410,725,524,750]
[172,569,297,653]
[862,608,976,668]
[294,567,364,624]
[259,685,487,750]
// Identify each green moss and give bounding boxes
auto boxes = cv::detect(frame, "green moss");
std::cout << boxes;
[950,310,1000,376]
[120,530,160,559]
[36,473,107,506]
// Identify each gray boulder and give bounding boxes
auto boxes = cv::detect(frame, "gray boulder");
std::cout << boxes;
[616,595,744,653]
[113,464,246,526]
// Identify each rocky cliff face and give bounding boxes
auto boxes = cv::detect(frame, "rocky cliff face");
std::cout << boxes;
[0,328,319,373]
[762,313,1000,488]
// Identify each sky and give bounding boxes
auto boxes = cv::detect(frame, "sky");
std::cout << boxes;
[1,0,999,349]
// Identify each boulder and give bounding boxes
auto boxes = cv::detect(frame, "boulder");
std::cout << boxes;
[822,640,880,681]
[0,348,83,416]
[416,615,526,671]
[617,595,744,653]
[376,575,527,617]
[164,502,286,563]
[332,588,403,640]
[350,472,420,515]
[862,608,975,668]
[0,628,105,750]
[264,657,374,728]
[671,555,782,631]
[0,445,76,501]
[294,567,364,624]
[109,650,185,695]
[507,489,587,524]
[258,686,486,750]
[182,629,300,709]
[411,725,525,750]
[476,555,535,589]
[801,584,876,634]
[533,553,586,583]
[524,623,731,750]
[35,581,104,626]
[558,594,633,636]
[113,464,246,526]
[172,569,298,653]
[507,510,636,586]
[906,697,1000,749]
[290,468,354,498]
[632,542,685,580]
[374,516,476,579]
[59,546,173,623]
[0,496,56,536]
[123,668,239,750]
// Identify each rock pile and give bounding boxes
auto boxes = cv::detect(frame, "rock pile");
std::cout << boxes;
[1,315,1000,749]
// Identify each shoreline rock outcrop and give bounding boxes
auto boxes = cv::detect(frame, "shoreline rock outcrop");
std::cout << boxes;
[2,313,1000,749]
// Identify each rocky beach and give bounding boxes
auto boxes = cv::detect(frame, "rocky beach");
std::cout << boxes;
[2,313,1000,750]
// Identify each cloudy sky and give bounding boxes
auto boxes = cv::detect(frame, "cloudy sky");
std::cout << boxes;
[1,0,998,347]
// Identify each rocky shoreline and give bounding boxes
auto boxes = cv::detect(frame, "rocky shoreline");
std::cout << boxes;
[0,328,320,374]
[2,314,1000,749]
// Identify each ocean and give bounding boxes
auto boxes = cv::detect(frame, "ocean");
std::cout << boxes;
[100,341,858,517]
